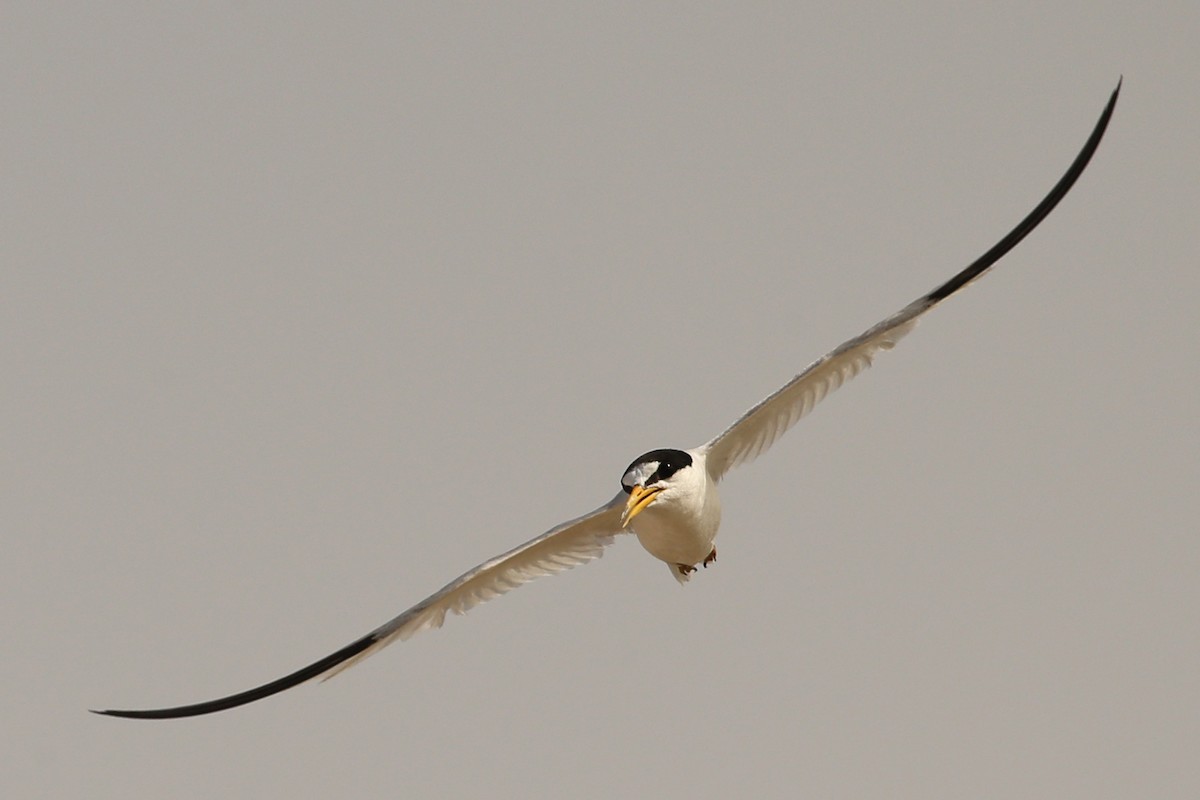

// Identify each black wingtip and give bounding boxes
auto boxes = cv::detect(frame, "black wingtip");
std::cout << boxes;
[924,80,1120,304]
[92,633,378,719]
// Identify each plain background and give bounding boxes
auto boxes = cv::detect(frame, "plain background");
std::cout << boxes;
[4,3,1197,798]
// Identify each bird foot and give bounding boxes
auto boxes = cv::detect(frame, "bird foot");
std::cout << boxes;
[675,563,696,576]
[702,547,717,568]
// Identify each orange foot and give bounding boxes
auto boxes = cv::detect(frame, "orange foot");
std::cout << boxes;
[702,547,717,568]
[676,563,697,576]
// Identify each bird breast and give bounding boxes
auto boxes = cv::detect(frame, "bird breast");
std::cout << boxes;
[632,482,722,567]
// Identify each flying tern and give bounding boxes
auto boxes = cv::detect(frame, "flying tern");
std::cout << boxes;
[95,81,1119,719]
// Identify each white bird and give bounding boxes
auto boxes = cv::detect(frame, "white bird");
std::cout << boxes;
[95,82,1119,719]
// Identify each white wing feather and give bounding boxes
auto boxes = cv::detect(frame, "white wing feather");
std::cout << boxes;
[700,301,923,481]
[322,494,627,678]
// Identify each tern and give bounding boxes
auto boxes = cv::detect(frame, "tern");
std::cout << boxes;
[95,82,1119,719]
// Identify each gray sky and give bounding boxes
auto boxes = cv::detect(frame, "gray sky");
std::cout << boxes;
[4,3,1198,798]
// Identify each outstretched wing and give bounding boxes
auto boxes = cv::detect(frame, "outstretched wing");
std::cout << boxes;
[93,495,628,719]
[701,81,1119,481]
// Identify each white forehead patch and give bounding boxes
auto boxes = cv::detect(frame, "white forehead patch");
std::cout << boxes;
[621,461,659,488]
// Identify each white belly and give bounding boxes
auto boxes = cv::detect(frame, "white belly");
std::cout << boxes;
[631,499,721,567]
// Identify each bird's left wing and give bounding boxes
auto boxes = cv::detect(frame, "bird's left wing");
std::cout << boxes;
[701,80,1119,482]
[93,494,627,719]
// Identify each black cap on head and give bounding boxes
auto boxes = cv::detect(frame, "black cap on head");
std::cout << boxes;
[621,448,693,492]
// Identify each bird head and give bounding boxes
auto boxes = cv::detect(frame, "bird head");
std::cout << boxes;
[619,448,696,527]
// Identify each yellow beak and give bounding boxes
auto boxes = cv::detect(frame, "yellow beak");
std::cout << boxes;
[621,484,662,528]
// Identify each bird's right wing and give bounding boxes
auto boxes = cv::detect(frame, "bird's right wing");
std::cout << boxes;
[700,80,1120,482]
[93,494,628,719]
